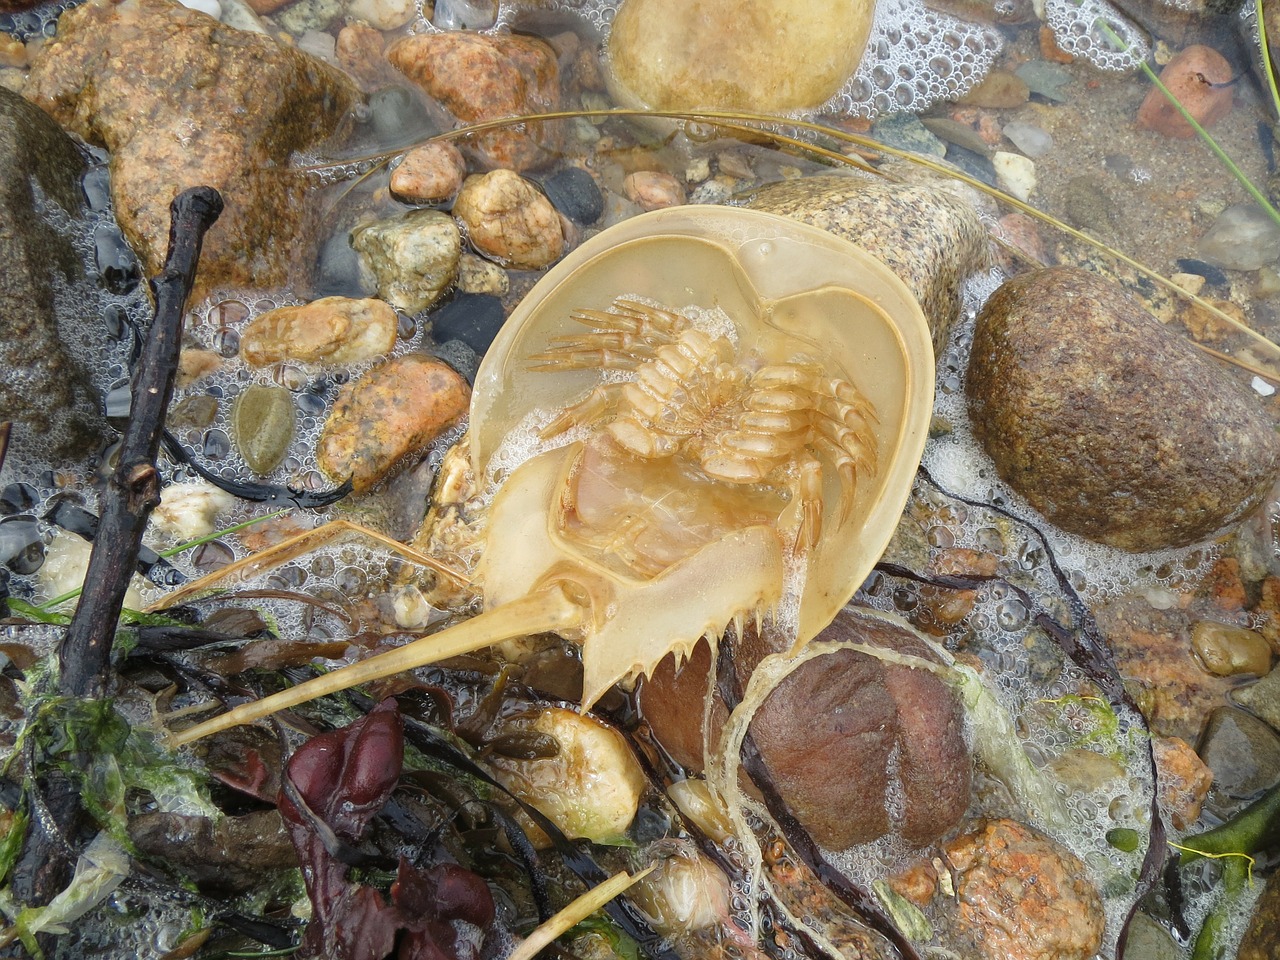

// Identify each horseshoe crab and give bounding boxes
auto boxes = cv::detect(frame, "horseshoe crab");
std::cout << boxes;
[168,206,934,747]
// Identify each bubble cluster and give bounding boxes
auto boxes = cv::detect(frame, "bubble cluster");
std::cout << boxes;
[1044,0,1149,72]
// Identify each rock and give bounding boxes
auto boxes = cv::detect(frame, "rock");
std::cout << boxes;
[640,608,971,849]
[1234,667,1280,731]
[539,166,604,224]
[604,0,874,115]
[390,141,467,205]
[317,354,470,493]
[345,0,414,30]
[622,170,686,210]
[24,0,359,299]
[1014,61,1071,101]
[232,384,295,475]
[1198,707,1280,814]
[0,85,107,462]
[274,0,341,33]
[959,68,1030,108]
[894,819,1104,960]
[365,85,436,149]
[456,252,509,296]
[240,297,398,367]
[335,23,396,90]
[1117,914,1180,960]
[870,113,946,158]
[965,267,1280,552]
[1002,121,1053,158]
[388,31,562,172]
[351,209,462,314]
[1191,621,1273,677]
[1061,174,1117,236]
[992,151,1036,202]
[1136,44,1233,139]
[744,173,990,352]
[452,169,565,270]
[128,809,296,895]
[1196,203,1280,272]
[1152,735,1212,830]
[429,293,506,354]
[1238,878,1280,960]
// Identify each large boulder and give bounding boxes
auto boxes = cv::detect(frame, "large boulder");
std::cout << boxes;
[24,0,359,299]
[966,266,1280,552]
[0,86,106,461]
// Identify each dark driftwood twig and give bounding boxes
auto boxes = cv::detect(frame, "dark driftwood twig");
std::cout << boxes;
[59,186,222,697]
[10,188,222,919]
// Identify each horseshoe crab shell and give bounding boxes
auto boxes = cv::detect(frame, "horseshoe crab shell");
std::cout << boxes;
[471,205,935,668]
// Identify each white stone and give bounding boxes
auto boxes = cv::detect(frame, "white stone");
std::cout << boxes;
[346,0,415,30]
[178,0,223,18]
[992,151,1036,202]
[1197,203,1280,272]
[1001,121,1053,159]
[151,481,237,541]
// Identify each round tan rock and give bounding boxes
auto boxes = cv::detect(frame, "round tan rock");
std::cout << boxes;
[605,0,874,114]
[966,266,1280,552]
[623,170,686,210]
[1137,44,1234,139]
[1191,620,1273,677]
[240,296,397,367]
[453,169,564,270]
[317,354,470,493]
[390,141,466,205]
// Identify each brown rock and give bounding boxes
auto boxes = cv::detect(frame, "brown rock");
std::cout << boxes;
[942,819,1104,960]
[1191,620,1273,677]
[390,141,467,205]
[240,296,398,367]
[1239,869,1280,960]
[623,170,686,210]
[966,267,1280,552]
[128,809,296,894]
[959,69,1029,108]
[452,169,565,270]
[24,0,358,299]
[388,32,561,172]
[318,354,470,493]
[1152,735,1212,830]
[1136,44,1234,139]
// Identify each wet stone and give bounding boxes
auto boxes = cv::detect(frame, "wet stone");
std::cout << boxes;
[314,229,373,299]
[456,252,509,296]
[1152,735,1213,830]
[350,209,461,314]
[1239,877,1280,960]
[539,166,604,225]
[232,384,295,475]
[1136,44,1234,139]
[1002,120,1053,158]
[623,170,686,210]
[366,85,436,149]
[1198,706,1280,816]
[1191,621,1273,676]
[169,394,219,431]
[452,170,565,270]
[1234,666,1280,732]
[966,267,1280,552]
[1123,914,1180,960]
[429,293,506,355]
[960,68,1030,107]
[869,112,946,158]
[389,141,466,205]
[240,296,398,367]
[1196,203,1280,272]
[1015,60,1072,101]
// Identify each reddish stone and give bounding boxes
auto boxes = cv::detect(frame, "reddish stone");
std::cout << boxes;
[1136,44,1234,139]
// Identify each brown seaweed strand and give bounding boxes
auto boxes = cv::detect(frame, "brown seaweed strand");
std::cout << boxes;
[58,186,223,698]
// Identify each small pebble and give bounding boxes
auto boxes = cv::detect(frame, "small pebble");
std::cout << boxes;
[1152,736,1212,830]
[240,296,398,367]
[1197,706,1280,816]
[539,166,604,224]
[390,141,466,204]
[350,209,462,314]
[1196,203,1280,271]
[1191,621,1273,676]
[921,117,993,157]
[685,156,711,183]
[1136,44,1234,139]
[959,68,1029,108]
[429,292,506,354]
[232,384,295,475]
[1002,120,1053,158]
[431,0,498,30]
[716,150,754,179]
[177,0,222,18]
[346,0,415,30]
[1015,61,1071,102]
[870,112,946,157]
[623,170,686,210]
[992,151,1036,201]
[453,169,565,270]
[456,252,509,296]
[688,177,733,205]
[1174,257,1229,286]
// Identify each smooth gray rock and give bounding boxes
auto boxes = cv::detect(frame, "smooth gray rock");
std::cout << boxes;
[0,86,106,462]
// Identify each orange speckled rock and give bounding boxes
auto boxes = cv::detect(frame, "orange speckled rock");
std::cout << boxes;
[318,355,469,493]
[240,297,398,367]
[1152,735,1212,830]
[388,32,561,172]
[1136,44,1233,139]
[23,0,357,299]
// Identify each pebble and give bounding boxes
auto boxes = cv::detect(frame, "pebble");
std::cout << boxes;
[870,112,946,158]
[966,267,1280,551]
[1123,914,1180,960]
[992,151,1036,201]
[959,68,1029,108]
[151,481,237,540]
[1151,735,1213,830]
[1061,175,1117,235]
[1002,120,1053,158]
[177,0,222,18]
[431,0,498,30]
[622,170,686,210]
[314,228,374,299]
[389,141,466,205]
[1192,621,1273,676]
[274,0,341,34]
[345,0,414,30]
[604,0,874,115]
[687,177,733,205]
[1239,882,1280,960]
[1233,666,1280,731]
[921,117,993,157]
[538,166,604,224]
[429,292,507,354]
[169,394,219,431]
[1196,203,1280,271]
[1015,61,1072,102]
[350,209,461,314]
[1197,706,1280,815]
[1136,44,1234,139]
[453,169,565,270]
[388,32,562,172]
[239,297,398,367]
[232,384,295,475]
[317,354,470,493]
[456,252,509,296]
[176,348,222,388]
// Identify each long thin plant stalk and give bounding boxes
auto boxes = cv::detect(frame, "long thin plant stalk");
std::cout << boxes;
[1257,0,1280,123]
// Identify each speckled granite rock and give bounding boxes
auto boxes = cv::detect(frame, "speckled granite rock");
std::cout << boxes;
[744,173,989,352]
[0,86,105,461]
[967,267,1280,552]
[24,0,359,299]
